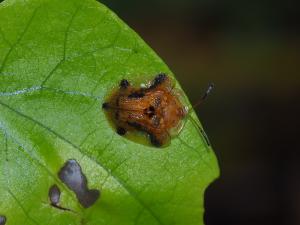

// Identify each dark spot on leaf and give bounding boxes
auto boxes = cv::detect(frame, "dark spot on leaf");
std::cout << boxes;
[0,215,6,225]
[49,184,60,206]
[79,189,100,208]
[48,184,71,211]
[58,159,100,208]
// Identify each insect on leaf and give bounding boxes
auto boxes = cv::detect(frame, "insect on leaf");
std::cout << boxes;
[0,0,219,224]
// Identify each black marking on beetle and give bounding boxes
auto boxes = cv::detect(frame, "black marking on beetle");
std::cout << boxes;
[116,97,120,106]
[0,215,6,225]
[148,73,167,89]
[120,79,130,89]
[153,96,162,107]
[151,115,160,127]
[117,127,126,136]
[128,91,145,98]
[149,106,155,112]
[127,121,143,130]
[102,102,109,109]
[115,111,119,120]
[144,106,155,118]
[149,133,162,147]
[58,159,100,208]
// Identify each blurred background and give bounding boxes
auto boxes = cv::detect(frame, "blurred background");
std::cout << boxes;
[100,0,299,225]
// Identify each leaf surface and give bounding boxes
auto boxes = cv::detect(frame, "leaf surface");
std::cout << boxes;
[0,0,219,224]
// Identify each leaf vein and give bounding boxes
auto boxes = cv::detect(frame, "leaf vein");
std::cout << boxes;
[41,4,82,87]
[0,124,80,206]
[0,7,39,75]
[0,100,165,225]
[0,27,12,47]
[6,184,40,224]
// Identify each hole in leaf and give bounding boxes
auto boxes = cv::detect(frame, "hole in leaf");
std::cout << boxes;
[0,215,6,225]
[49,184,61,206]
[48,184,70,211]
[58,159,100,208]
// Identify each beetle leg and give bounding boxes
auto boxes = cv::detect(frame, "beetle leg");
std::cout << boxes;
[120,79,130,89]
[117,127,127,136]
[149,133,162,147]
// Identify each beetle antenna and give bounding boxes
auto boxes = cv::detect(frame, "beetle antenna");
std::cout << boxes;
[190,83,214,110]
[184,83,214,149]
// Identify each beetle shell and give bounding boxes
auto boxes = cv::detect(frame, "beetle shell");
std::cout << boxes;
[103,74,187,147]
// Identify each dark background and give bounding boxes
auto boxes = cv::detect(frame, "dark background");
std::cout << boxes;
[100,1,300,225]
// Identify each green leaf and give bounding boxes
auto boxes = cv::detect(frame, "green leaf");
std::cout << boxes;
[0,0,219,224]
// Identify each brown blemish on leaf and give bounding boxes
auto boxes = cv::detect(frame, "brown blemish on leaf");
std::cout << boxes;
[58,159,100,208]
[0,215,6,225]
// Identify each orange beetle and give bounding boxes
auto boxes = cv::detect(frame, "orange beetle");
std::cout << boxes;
[102,74,187,147]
